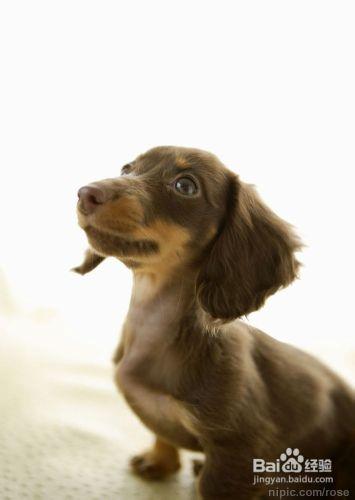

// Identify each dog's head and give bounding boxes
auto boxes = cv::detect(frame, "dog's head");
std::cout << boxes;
[75,146,301,320]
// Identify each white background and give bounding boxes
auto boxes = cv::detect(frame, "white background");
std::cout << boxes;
[0,1,354,379]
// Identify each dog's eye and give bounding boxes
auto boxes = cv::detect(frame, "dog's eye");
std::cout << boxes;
[174,177,198,196]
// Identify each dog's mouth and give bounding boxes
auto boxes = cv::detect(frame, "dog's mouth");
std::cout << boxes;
[84,225,159,258]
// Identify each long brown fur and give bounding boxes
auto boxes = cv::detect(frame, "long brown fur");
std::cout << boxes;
[74,146,355,499]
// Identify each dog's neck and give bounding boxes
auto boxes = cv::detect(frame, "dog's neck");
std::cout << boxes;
[125,269,202,345]
[130,269,195,316]
[121,269,224,394]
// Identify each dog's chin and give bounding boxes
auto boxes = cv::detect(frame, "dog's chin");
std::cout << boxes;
[84,225,158,259]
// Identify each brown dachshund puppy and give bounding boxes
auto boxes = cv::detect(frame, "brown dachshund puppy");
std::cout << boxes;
[74,146,354,499]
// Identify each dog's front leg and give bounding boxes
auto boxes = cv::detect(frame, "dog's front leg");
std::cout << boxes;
[197,451,261,500]
[130,436,181,480]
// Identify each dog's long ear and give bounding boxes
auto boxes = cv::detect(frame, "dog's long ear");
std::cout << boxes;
[71,249,105,275]
[196,175,302,321]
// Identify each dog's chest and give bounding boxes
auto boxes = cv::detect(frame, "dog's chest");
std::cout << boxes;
[114,298,200,448]
[116,310,181,399]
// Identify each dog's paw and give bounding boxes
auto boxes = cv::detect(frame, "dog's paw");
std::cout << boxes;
[130,452,180,480]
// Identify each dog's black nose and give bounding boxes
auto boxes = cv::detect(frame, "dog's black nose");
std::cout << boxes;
[77,185,107,214]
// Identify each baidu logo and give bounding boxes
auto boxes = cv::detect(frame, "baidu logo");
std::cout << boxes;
[253,448,304,473]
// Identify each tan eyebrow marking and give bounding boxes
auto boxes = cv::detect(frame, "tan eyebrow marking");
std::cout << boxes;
[175,158,189,169]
